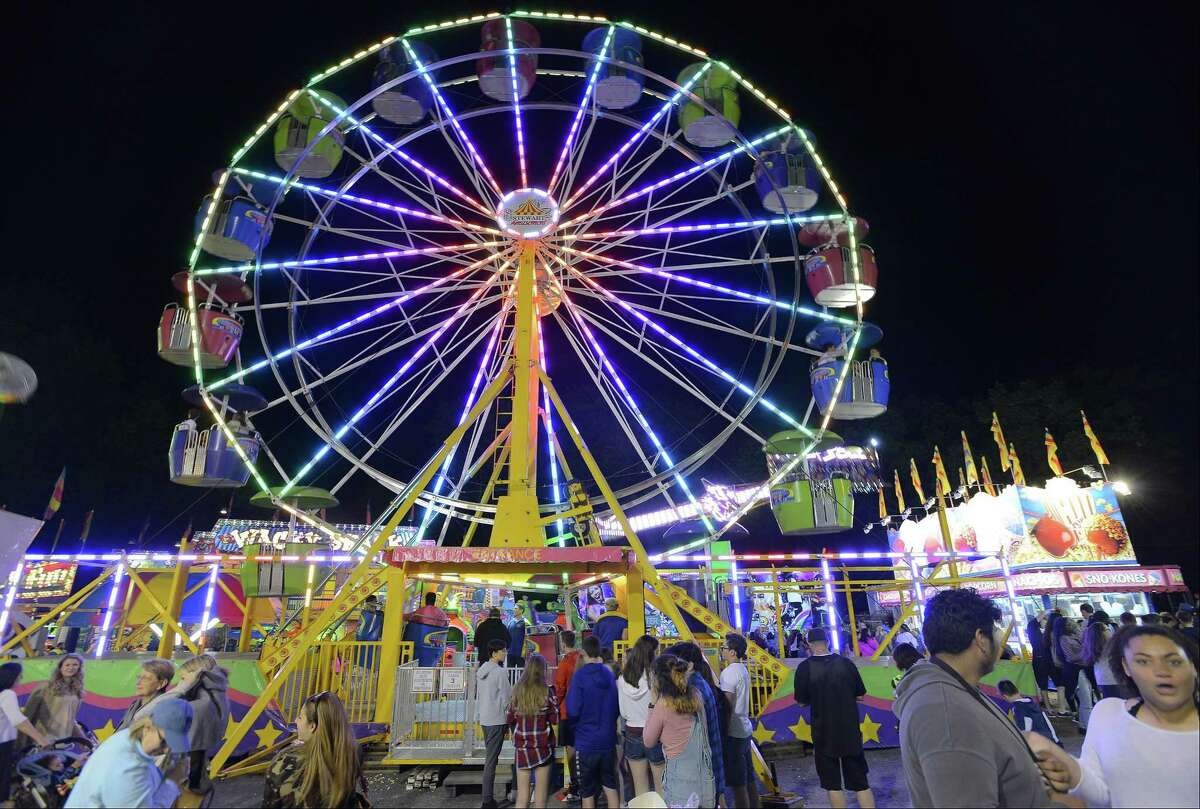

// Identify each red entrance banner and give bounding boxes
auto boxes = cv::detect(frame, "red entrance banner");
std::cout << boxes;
[387,545,630,566]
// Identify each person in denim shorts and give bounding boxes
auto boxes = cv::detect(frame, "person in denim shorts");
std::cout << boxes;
[618,635,665,797]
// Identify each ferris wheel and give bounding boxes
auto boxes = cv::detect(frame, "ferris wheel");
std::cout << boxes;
[157,11,887,546]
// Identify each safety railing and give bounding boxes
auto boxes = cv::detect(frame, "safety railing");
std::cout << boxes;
[274,640,411,723]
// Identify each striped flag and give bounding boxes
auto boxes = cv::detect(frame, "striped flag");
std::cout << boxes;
[43,467,65,521]
[958,467,968,491]
[932,446,953,497]
[1009,443,1027,485]
[991,413,1010,471]
[980,456,998,496]
[961,431,979,484]
[1045,430,1065,477]
[910,458,927,503]
[1081,411,1110,466]
[893,469,907,513]
[878,487,888,519]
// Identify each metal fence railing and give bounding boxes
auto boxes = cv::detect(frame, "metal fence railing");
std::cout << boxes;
[274,640,412,723]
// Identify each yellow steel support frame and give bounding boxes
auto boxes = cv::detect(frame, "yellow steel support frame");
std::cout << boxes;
[215,577,272,648]
[159,532,193,657]
[126,569,200,656]
[0,565,117,655]
[845,569,860,657]
[462,437,511,547]
[209,367,513,775]
[490,244,542,548]
[373,563,408,724]
[539,370,693,642]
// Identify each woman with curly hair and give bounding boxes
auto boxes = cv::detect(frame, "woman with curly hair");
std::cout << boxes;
[644,653,715,807]
[22,653,85,743]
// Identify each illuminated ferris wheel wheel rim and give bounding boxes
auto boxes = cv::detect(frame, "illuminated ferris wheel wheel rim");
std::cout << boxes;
[184,14,866,527]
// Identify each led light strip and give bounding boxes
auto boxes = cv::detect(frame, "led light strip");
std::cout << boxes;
[195,240,503,277]
[230,168,503,236]
[209,251,505,390]
[537,319,566,546]
[554,120,783,224]
[306,91,495,217]
[282,265,509,494]
[566,265,811,434]
[402,39,503,196]
[820,557,841,652]
[558,244,854,326]
[559,213,843,240]
[563,62,712,210]
[416,572,560,591]
[197,561,221,649]
[561,291,713,533]
[415,300,512,541]
[548,24,614,193]
[505,17,530,188]
[94,562,126,658]
[0,560,25,643]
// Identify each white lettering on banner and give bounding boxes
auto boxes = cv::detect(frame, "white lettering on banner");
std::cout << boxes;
[1069,569,1164,588]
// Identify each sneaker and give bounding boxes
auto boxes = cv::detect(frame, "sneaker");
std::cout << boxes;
[556,789,580,803]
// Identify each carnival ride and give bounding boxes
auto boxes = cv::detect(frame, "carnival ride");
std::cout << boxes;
[9,10,898,788]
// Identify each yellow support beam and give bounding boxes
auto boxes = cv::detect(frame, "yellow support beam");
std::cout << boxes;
[210,367,511,776]
[159,531,193,657]
[373,563,408,724]
[539,370,694,642]
[126,570,200,656]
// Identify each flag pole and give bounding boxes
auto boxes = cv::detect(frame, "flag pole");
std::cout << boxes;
[48,519,66,555]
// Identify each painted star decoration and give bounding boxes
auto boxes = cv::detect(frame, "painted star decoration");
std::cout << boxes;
[752,721,776,746]
[859,712,882,744]
[255,720,285,750]
[93,718,118,743]
[788,714,813,744]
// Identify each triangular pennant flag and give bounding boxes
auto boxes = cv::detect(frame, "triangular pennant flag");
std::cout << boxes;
[958,467,968,491]
[893,469,907,513]
[981,456,997,496]
[1045,430,1065,477]
[878,487,888,519]
[43,467,65,521]
[991,413,1010,471]
[932,446,953,496]
[961,431,980,484]
[1081,410,1110,466]
[1009,443,1026,485]
[910,458,927,502]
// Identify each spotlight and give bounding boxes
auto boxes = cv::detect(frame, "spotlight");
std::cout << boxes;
[1082,465,1103,481]
[1112,480,1131,496]
[869,437,880,448]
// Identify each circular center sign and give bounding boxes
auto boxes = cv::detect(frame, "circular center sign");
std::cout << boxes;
[496,188,559,238]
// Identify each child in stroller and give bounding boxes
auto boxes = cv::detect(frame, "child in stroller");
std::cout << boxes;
[11,732,95,809]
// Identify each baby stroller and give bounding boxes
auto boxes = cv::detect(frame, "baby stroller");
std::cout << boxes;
[11,733,95,809]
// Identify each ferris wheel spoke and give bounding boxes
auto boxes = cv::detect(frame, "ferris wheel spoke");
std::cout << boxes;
[565,266,810,434]
[195,240,505,277]
[414,300,513,540]
[281,266,508,494]
[560,296,715,523]
[269,209,494,260]
[558,245,852,326]
[560,128,681,236]
[559,123,792,230]
[548,24,614,194]
[326,307,504,496]
[562,301,766,447]
[562,62,713,213]
[210,251,506,390]
[232,168,502,239]
[307,89,495,217]
[504,17,530,188]
[402,39,503,199]
[562,212,842,241]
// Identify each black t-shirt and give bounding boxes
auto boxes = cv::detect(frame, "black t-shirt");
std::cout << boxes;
[793,652,866,756]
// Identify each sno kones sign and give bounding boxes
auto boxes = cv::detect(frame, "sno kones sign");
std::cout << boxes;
[193,519,417,553]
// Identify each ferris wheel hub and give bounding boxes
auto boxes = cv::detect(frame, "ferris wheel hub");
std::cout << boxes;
[496,187,559,239]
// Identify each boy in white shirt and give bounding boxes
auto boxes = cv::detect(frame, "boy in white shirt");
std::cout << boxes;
[719,633,760,808]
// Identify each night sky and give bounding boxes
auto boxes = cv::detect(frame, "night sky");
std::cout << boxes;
[1,3,1195,583]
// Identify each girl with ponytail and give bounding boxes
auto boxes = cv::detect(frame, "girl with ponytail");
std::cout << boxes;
[644,654,716,807]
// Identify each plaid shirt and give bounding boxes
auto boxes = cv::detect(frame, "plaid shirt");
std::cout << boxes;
[692,672,726,796]
[506,690,559,769]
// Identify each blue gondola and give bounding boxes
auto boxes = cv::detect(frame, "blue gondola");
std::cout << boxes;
[194,195,272,262]
[168,422,259,487]
[754,133,820,214]
[809,348,890,420]
[583,27,644,109]
[372,40,438,124]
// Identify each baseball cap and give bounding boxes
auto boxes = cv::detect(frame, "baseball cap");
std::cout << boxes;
[147,698,194,754]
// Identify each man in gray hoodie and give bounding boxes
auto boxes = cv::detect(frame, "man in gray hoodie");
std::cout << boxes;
[894,588,1057,808]
[476,639,512,809]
